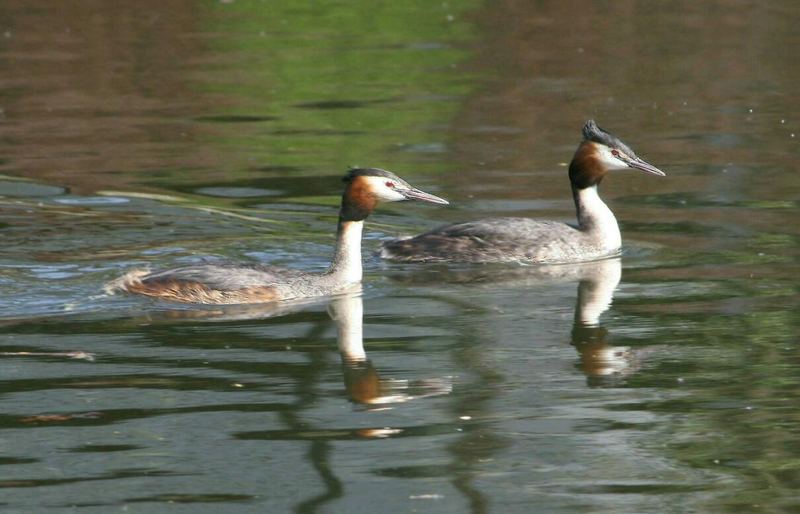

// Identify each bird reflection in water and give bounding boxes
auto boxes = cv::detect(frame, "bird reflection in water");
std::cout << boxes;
[328,293,452,408]
[124,289,452,409]
[385,256,636,385]
[566,257,639,385]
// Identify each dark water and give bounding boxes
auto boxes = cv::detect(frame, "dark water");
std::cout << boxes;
[1,1,799,512]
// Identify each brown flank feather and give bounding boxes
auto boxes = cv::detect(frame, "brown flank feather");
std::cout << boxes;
[108,270,279,304]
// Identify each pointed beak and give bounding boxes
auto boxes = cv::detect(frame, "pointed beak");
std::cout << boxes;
[400,187,449,205]
[625,156,666,177]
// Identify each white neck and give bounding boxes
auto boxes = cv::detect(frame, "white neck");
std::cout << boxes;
[574,185,621,251]
[327,220,363,283]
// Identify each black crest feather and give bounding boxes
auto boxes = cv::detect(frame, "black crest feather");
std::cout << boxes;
[582,120,637,157]
[343,167,397,183]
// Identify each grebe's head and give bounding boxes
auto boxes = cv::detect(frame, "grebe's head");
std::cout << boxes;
[570,120,665,189]
[340,168,448,221]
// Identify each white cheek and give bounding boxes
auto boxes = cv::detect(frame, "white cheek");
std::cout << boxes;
[595,146,628,171]
[375,188,406,202]
[363,176,407,202]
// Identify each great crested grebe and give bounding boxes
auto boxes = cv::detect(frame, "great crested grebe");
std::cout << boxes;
[106,168,448,304]
[380,120,665,264]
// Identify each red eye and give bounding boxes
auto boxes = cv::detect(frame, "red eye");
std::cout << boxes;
[385,181,395,188]
[611,149,620,157]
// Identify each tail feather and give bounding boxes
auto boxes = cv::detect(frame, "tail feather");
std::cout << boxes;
[104,269,151,295]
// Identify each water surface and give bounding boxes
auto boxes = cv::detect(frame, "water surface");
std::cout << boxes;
[1,1,799,513]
